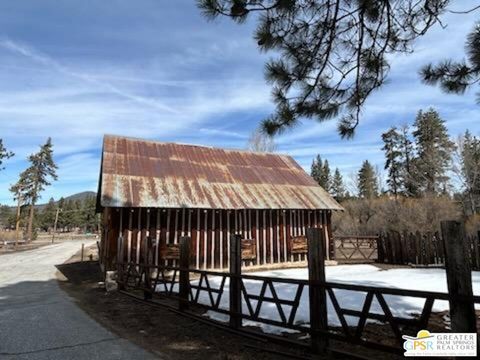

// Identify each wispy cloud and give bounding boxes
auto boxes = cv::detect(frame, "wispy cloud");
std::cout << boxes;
[0,38,178,113]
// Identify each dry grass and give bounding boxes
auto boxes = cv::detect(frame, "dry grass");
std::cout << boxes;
[0,230,17,242]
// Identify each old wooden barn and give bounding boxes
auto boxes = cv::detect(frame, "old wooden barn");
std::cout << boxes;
[96,135,342,271]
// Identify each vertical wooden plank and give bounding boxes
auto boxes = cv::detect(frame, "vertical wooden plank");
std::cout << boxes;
[127,210,133,262]
[282,210,287,263]
[211,210,216,269]
[289,210,294,262]
[302,210,307,261]
[306,228,328,354]
[154,210,160,266]
[196,209,200,269]
[262,210,267,265]
[276,210,280,263]
[219,209,223,269]
[136,209,142,266]
[179,236,190,311]
[117,209,123,264]
[174,210,179,244]
[255,210,260,266]
[203,209,208,270]
[269,210,274,264]
[165,209,171,266]
[441,221,477,334]
[243,209,247,239]
[227,210,231,266]
[229,234,242,329]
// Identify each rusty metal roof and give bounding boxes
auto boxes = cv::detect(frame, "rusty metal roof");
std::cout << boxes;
[97,135,343,210]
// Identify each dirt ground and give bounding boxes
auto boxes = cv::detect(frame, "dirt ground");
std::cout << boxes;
[56,247,408,360]
[0,233,98,254]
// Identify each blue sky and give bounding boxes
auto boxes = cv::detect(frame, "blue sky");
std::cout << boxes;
[0,1,479,205]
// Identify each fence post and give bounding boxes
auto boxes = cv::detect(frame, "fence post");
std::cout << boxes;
[440,221,477,333]
[179,236,190,311]
[229,234,242,329]
[306,228,328,354]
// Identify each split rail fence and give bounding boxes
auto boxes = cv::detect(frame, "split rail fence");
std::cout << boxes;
[116,222,479,356]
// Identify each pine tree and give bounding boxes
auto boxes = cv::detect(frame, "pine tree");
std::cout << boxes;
[457,130,480,214]
[22,138,58,241]
[40,198,57,232]
[80,196,98,232]
[310,154,331,190]
[331,168,346,201]
[321,160,331,192]
[412,109,455,195]
[198,1,450,137]
[357,160,378,198]
[382,127,403,198]
[422,20,480,100]
[0,139,14,171]
[398,125,417,197]
[310,154,323,185]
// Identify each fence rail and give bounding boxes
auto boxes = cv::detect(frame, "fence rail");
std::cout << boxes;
[116,224,479,357]
[333,236,378,261]
[117,260,479,355]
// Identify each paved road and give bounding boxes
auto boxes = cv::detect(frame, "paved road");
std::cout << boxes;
[0,241,159,360]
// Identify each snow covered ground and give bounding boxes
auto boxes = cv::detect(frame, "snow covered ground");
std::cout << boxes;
[158,264,480,335]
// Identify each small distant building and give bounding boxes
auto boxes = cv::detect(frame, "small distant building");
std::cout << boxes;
[96,135,342,270]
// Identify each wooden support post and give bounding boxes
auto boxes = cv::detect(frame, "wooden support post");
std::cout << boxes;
[229,234,242,329]
[52,207,60,244]
[179,236,190,311]
[117,234,125,290]
[441,221,477,334]
[143,236,152,300]
[306,227,328,355]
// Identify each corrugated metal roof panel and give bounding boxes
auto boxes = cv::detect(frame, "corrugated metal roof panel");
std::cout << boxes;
[98,135,343,210]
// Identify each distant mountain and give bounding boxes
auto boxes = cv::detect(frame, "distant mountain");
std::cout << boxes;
[34,191,97,210]
[3,192,97,212]
[62,191,97,202]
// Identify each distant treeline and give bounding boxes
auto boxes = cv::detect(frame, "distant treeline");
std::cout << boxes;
[0,195,99,234]
[310,107,480,235]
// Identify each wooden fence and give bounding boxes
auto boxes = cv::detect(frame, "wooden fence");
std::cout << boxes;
[116,224,478,357]
[377,231,480,270]
[333,236,378,262]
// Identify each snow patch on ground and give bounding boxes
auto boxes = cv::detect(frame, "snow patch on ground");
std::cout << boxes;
[157,265,480,335]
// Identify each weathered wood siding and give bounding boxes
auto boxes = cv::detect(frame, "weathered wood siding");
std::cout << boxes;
[102,208,333,270]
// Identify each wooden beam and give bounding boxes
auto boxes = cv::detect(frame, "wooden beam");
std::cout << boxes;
[441,221,477,333]
[306,227,328,354]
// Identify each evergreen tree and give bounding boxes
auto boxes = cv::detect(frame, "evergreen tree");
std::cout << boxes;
[321,160,331,192]
[310,154,331,190]
[40,198,57,232]
[422,20,480,100]
[457,130,480,214]
[310,154,323,184]
[357,160,378,198]
[198,1,450,137]
[0,205,12,229]
[80,196,98,232]
[0,139,14,170]
[382,127,403,198]
[412,109,455,195]
[331,168,346,201]
[398,125,417,197]
[22,138,58,241]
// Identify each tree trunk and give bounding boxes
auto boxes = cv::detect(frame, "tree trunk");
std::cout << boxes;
[27,203,35,242]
